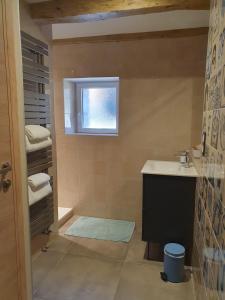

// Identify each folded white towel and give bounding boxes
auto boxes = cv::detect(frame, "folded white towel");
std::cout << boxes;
[25,125,50,143]
[25,136,52,153]
[28,182,52,206]
[28,173,50,191]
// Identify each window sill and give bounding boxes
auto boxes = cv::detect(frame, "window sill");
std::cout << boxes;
[64,132,118,137]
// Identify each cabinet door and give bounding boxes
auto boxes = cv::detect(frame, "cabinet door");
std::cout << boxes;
[142,174,196,246]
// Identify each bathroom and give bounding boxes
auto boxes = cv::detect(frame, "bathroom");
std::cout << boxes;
[0,0,224,299]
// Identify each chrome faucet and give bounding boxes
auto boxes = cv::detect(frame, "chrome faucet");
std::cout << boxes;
[176,150,190,168]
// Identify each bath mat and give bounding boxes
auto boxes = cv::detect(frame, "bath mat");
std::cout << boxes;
[65,216,135,243]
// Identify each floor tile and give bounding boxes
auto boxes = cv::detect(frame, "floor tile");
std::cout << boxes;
[47,235,72,254]
[67,237,128,261]
[33,296,44,300]
[125,230,148,263]
[32,250,42,263]
[32,251,65,293]
[114,262,195,300]
[35,254,122,300]
[32,218,196,300]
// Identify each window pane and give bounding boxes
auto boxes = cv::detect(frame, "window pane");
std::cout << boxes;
[64,113,71,129]
[64,82,75,134]
[82,87,117,129]
[64,88,72,114]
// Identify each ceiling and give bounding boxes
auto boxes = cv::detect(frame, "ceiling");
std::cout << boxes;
[51,10,209,40]
[24,1,209,40]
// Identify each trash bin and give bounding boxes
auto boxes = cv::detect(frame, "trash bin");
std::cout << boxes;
[163,243,185,283]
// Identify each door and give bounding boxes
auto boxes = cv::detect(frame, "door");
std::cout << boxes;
[0,0,31,299]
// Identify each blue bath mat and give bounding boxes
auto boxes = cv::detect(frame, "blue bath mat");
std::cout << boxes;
[65,216,135,243]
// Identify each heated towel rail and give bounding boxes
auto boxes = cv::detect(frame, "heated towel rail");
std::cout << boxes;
[21,31,54,238]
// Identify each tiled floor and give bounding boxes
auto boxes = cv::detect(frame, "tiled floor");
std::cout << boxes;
[32,216,196,300]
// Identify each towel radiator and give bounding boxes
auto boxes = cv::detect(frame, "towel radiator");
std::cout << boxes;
[21,31,54,238]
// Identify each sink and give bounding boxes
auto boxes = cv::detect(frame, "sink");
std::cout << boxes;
[141,160,198,177]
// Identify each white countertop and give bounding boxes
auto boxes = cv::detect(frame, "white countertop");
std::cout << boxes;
[141,160,198,177]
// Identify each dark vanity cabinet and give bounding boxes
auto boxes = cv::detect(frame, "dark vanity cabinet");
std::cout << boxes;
[142,173,196,263]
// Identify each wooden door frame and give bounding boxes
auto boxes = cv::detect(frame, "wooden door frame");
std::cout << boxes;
[1,0,32,299]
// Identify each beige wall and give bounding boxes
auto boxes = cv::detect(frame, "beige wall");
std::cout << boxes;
[20,1,49,44]
[53,34,207,226]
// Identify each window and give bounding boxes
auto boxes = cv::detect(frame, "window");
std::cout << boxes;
[63,77,119,136]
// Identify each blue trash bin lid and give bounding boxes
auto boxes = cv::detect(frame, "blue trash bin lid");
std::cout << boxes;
[164,243,185,258]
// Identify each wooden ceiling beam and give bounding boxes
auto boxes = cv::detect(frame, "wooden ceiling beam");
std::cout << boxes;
[29,0,210,24]
[53,27,209,45]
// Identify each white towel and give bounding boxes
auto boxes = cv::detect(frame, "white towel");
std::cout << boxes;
[25,125,50,143]
[28,173,50,191]
[28,182,52,206]
[25,136,52,153]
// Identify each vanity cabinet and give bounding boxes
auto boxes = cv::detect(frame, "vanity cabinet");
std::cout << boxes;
[141,161,197,264]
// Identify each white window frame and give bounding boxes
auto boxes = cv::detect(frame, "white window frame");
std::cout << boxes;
[75,80,119,136]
